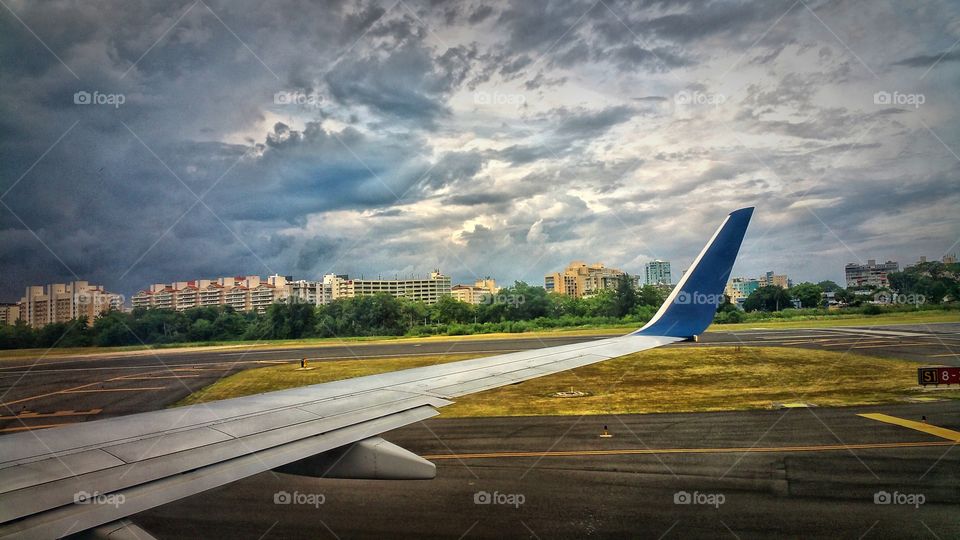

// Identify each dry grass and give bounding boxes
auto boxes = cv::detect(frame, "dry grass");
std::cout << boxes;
[176,347,930,416]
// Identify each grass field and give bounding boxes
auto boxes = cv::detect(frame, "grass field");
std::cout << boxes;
[3,309,956,361]
[176,346,934,416]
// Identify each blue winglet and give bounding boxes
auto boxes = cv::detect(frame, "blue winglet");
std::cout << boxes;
[633,207,754,338]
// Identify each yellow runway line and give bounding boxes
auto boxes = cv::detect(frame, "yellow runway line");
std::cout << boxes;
[850,342,932,349]
[61,387,166,393]
[118,375,200,380]
[421,440,952,460]
[0,423,72,433]
[0,408,101,419]
[858,413,960,442]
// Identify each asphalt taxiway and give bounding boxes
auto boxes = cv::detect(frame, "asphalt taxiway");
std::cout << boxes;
[133,402,960,539]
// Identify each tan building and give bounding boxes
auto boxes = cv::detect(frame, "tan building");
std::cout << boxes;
[18,281,123,328]
[451,278,499,304]
[0,303,21,326]
[759,271,791,289]
[133,275,289,314]
[545,261,625,298]
[330,271,452,304]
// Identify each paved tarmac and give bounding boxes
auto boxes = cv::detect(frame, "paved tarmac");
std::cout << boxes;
[133,402,960,539]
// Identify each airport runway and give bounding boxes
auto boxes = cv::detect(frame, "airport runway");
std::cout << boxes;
[1,323,958,432]
[133,402,960,539]
[0,323,958,538]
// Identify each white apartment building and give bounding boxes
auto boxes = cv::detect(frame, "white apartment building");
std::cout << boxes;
[132,275,289,314]
[330,271,451,304]
[18,281,123,328]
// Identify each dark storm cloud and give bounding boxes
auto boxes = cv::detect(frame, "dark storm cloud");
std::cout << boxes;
[1,0,958,300]
[894,49,960,68]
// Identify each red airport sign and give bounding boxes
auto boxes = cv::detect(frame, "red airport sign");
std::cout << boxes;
[918,367,960,386]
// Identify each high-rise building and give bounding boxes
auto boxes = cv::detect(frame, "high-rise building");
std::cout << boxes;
[644,260,672,286]
[0,303,21,326]
[844,260,899,288]
[330,271,452,304]
[132,275,289,314]
[18,281,123,328]
[451,278,499,304]
[545,261,625,298]
[759,271,791,289]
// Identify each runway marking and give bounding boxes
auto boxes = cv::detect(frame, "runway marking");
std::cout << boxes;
[928,353,960,358]
[421,440,953,460]
[858,413,960,442]
[0,408,102,419]
[0,423,72,433]
[117,375,200,380]
[817,341,892,348]
[61,387,166,393]
[849,342,932,349]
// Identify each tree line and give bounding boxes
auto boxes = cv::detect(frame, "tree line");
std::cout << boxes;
[0,277,669,349]
[3,264,955,350]
[739,260,960,314]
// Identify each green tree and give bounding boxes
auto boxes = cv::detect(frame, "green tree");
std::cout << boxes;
[817,280,843,292]
[613,274,638,318]
[583,289,618,318]
[636,285,666,307]
[431,295,474,324]
[789,282,824,309]
[0,320,37,349]
[743,286,793,312]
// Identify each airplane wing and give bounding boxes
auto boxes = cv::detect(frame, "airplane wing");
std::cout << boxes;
[0,207,753,539]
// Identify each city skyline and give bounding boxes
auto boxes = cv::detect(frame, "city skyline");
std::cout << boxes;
[8,252,951,307]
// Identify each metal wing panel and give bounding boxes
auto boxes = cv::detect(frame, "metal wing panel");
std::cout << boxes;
[0,449,124,495]
[1,406,441,540]
[0,392,451,524]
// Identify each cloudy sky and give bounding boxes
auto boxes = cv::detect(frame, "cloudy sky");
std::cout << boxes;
[1,0,958,301]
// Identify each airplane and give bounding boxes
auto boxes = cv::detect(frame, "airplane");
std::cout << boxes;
[0,207,754,539]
